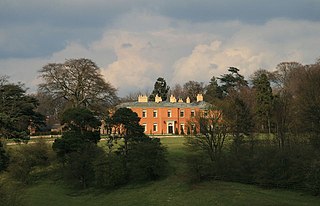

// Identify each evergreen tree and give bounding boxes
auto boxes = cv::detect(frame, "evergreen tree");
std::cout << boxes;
[0,82,44,140]
[52,107,102,188]
[52,107,101,161]
[111,107,145,156]
[204,76,223,102]
[221,92,254,155]
[218,67,248,97]
[149,77,170,101]
[253,73,273,134]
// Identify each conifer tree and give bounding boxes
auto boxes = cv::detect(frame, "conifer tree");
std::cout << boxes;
[253,73,273,134]
[149,77,170,101]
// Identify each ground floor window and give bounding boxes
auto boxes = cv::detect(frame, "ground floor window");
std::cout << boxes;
[153,123,158,132]
[180,123,185,134]
[191,123,196,134]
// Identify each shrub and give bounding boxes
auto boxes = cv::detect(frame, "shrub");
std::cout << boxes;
[63,144,102,189]
[0,140,9,172]
[94,153,127,189]
[127,138,167,182]
[306,159,320,195]
[186,153,214,183]
[7,140,53,184]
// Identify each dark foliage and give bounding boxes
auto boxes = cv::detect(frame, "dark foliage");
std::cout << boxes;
[127,138,167,181]
[204,76,223,102]
[186,61,320,195]
[0,141,9,171]
[94,152,127,189]
[63,144,103,189]
[53,107,101,160]
[218,67,248,97]
[148,77,170,101]
[0,83,45,140]
[7,141,53,184]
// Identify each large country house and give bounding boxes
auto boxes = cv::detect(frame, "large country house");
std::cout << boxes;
[117,94,210,135]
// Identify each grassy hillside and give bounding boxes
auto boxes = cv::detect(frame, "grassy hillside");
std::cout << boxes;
[24,137,320,206]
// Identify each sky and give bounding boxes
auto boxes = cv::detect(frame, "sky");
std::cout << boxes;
[1,0,320,97]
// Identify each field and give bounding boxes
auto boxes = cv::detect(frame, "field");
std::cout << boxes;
[24,138,320,206]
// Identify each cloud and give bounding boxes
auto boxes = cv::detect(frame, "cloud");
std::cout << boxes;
[1,0,319,59]
[172,18,320,84]
[1,10,320,97]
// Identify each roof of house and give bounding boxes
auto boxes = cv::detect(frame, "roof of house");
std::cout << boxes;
[117,100,211,109]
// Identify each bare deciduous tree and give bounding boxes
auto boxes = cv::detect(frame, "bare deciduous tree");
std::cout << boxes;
[186,106,227,162]
[38,58,118,114]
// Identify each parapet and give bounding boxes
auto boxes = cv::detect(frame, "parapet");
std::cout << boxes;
[138,95,148,103]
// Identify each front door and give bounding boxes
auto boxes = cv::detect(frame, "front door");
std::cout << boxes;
[167,122,174,134]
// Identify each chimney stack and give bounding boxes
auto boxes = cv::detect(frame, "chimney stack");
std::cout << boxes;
[155,94,162,103]
[170,95,177,103]
[196,94,203,102]
[138,95,148,103]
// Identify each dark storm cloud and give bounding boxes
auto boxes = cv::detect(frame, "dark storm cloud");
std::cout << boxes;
[158,0,320,23]
[0,0,134,59]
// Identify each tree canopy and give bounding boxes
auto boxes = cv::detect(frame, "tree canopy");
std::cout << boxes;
[61,107,101,133]
[0,81,44,140]
[111,107,146,156]
[187,106,227,162]
[148,77,170,101]
[52,107,101,159]
[183,81,205,102]
[38,58,118,114]
[204,76,223,102]
[252,72,273,133]
[218,67,248,96]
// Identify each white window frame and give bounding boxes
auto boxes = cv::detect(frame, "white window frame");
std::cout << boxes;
[180,123,185,133]
[142,109,147,118]
[153,123,158,132]
[180,110,184,117]
[153,110,158,118]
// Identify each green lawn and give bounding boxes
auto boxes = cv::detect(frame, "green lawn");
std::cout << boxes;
[24,137,320,206]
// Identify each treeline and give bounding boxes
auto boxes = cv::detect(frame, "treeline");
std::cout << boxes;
[186,60,320,195]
